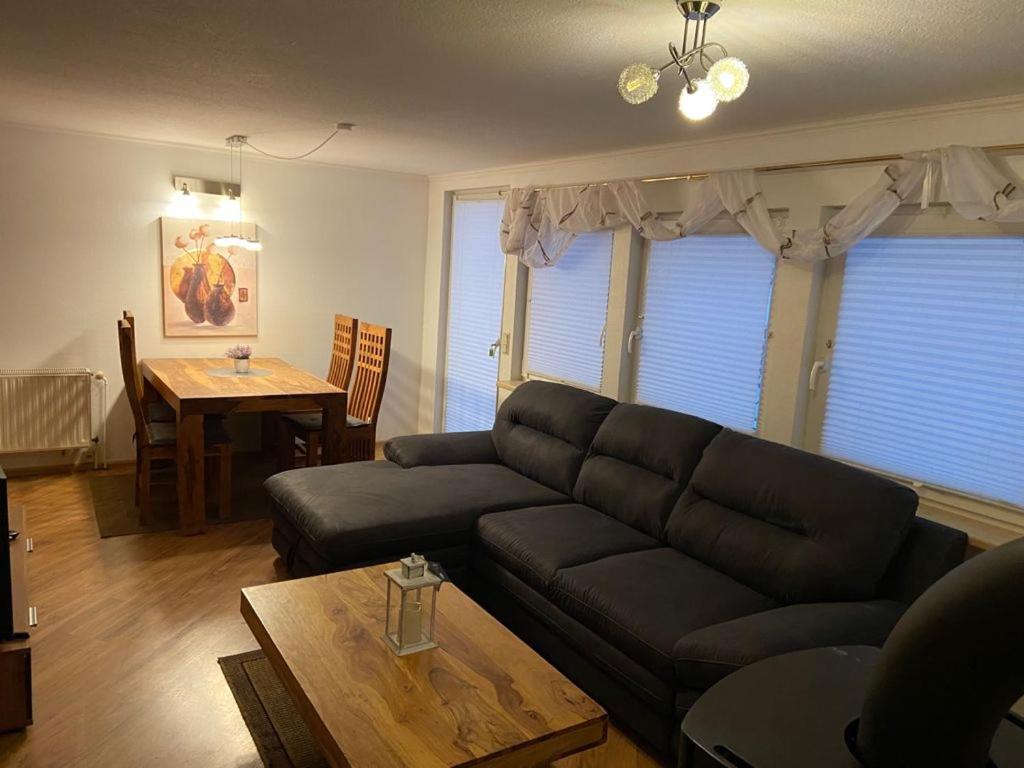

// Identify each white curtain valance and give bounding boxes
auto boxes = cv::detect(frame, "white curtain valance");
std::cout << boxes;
[499,145,1024,267]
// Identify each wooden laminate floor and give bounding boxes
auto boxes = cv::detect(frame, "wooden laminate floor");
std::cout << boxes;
[0,469,664,768]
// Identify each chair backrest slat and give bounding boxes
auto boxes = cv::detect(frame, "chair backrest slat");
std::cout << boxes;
[349,322,392,424]
[327,314,359,390]
[117,318,149,446]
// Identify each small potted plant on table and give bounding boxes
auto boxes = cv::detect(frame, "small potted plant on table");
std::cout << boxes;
[225,344,253,374]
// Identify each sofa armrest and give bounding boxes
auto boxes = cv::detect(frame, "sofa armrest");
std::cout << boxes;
[672,600,906,690]
[384,431,499,468]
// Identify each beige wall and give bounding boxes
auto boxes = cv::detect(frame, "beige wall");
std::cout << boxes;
[0,123,429,468]
[418,95,1024,444]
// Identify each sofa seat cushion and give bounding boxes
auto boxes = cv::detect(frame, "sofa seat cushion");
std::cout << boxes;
[666,429,919,604]
[573,403,721,538]
[551,548,777,680]
[471,552,677,718]
[476,504,661,593]
[265,461,568,566]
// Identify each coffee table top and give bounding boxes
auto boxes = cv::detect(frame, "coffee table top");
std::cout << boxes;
[241,565,607,768]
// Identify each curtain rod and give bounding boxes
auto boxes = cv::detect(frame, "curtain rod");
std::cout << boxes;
[502,141,1024,193]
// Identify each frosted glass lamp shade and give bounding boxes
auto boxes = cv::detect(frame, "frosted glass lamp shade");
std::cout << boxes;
[677,79,718,121]
[214,235,262,251]
[707,57,749,102]
[618,63,660,105]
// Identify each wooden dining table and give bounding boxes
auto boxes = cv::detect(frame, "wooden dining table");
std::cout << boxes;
[140,357,347,535]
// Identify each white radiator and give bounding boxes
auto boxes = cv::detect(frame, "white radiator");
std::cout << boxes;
[0,368,107,468]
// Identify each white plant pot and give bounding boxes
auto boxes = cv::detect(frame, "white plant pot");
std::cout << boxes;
[234,358,250,374]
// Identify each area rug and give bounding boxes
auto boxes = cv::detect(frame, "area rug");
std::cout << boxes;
[219,650,328,768]
[89,455,276,537]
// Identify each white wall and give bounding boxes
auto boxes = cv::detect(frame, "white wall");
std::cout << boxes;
[418,95,1024,439]
[0,123,429,467]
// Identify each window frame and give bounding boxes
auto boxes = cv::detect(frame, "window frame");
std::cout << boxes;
[439,190,507,432]
[630,219,780,434]
[522,229,616,393]
[803,204,1024,515]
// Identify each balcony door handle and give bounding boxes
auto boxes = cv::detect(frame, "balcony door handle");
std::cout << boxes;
[808,359,828,391]
[627,327,643,354]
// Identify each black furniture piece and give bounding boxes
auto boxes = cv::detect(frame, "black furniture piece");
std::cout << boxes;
[0,466,13,641]
[680,646,877,768]
[0,465,33,733]
[681,538,1024,768]
[266,380,969,759]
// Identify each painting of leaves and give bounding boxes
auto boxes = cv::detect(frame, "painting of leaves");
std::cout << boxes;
[160,218,258,337]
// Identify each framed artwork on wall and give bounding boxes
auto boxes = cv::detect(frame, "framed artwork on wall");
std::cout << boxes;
[160,217,258,337]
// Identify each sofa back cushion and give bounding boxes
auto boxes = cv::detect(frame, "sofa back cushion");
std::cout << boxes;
[665,429,918,603]
[573,403,722,538]
[491,381,616,495]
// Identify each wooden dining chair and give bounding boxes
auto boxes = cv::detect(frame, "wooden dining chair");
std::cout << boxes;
[121,310,176,423]
[345,322,393,461]
[277,314,359,468]
[118,319,232,522]
[327,314,359,390]
[280,321,392,467]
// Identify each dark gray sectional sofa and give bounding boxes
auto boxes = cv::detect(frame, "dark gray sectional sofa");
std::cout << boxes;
[266,380,968,756]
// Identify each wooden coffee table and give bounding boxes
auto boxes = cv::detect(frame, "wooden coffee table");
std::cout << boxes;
[240,565,608,767]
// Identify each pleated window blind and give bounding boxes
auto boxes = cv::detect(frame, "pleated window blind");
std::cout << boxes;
[443,199,506,433]
[526,231,614,390]
[635,236,776,430]
[822,236,1024,508]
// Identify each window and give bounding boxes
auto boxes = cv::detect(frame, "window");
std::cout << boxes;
[635,236,775,430]
[443,199,506,432]
[820,236,1024,508]
[525,231,613,390]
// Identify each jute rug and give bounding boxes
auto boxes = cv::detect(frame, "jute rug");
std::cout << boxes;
[219,650,328,768]
[89,456,276,537]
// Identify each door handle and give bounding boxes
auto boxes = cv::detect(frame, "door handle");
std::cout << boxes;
[627,327,643,354]
[488,338,501,358]
[808,359,828,392]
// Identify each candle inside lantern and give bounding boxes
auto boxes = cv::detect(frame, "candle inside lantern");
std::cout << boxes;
[400,599,422,646]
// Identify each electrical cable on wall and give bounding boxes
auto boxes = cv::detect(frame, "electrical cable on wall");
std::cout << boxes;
[241,122,356,161]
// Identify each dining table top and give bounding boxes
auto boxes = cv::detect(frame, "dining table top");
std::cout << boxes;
[140,357,343,402]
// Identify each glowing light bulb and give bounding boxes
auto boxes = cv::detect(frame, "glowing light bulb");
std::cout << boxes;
[707,57,749,102]
[617,63,660,105]
[677,79,718,121]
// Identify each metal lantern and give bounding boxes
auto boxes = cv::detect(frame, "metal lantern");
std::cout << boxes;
[384,553,442,656]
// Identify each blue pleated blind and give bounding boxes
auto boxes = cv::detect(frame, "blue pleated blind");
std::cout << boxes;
[526,231,613,389]
[635,236,776,430]
[822,236,1024,508]
[443,199,506,433]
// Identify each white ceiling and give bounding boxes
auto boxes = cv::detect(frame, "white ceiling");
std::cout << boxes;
[1,1,1022,176]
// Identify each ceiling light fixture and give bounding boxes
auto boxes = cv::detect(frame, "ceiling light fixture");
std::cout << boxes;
[214,135,262,252]
[617,1,749,121]
[677,78,718,121]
